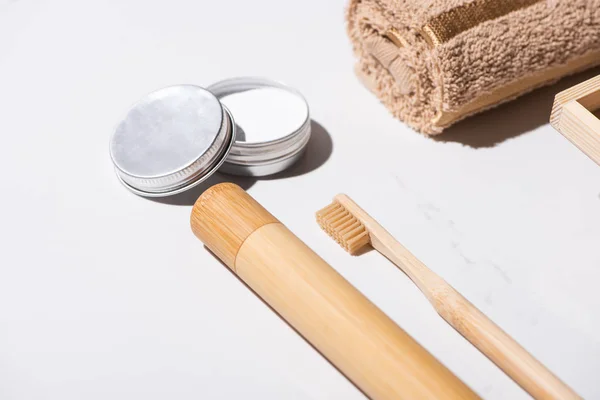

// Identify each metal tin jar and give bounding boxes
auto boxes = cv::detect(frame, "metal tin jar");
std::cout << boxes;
[109,77,311,197]
[209,77,311,177]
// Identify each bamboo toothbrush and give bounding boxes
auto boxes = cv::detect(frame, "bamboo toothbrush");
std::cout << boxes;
[316,194,580,400]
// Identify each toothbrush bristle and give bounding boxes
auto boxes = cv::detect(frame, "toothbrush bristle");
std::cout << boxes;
[316,200,370,255]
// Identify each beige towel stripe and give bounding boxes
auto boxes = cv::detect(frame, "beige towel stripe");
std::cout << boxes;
[436,49,600,127]
[421,0,543,47]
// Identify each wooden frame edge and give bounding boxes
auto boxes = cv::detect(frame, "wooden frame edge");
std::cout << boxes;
[551,75,600,166]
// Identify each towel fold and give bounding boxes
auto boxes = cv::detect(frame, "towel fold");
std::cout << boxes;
[347,0,600,134]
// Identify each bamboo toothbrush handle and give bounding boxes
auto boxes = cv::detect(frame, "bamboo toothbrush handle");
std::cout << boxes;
[323,194,579,399]
[430,284,578,400]
[376,239,580,400]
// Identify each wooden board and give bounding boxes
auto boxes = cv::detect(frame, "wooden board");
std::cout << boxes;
[550,75,600,166]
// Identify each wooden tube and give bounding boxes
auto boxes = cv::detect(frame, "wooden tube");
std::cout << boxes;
[190,183,479,400]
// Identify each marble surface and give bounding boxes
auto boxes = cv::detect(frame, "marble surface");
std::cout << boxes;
[1,0,599,398]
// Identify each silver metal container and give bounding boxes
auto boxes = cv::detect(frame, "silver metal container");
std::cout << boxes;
[109,77,310,197]
[208,77,311,177]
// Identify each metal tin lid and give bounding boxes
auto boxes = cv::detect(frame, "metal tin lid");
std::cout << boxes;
[109,85,235,197]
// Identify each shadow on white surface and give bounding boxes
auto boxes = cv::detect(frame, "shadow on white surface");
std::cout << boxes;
[149,120,333,206]
[149,173,257,207]
[436,66,600,148]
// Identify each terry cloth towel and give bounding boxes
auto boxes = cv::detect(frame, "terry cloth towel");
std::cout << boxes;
[347,0,600,135]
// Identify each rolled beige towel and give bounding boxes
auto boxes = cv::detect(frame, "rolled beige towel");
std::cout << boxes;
[347,0,600,134]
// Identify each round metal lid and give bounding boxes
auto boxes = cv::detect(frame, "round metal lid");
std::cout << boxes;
[109,85,235,197]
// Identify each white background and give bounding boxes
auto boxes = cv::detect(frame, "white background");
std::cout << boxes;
[1,0,600,398]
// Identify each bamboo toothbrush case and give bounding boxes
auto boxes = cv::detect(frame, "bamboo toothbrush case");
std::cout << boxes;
[190,182,480,400]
